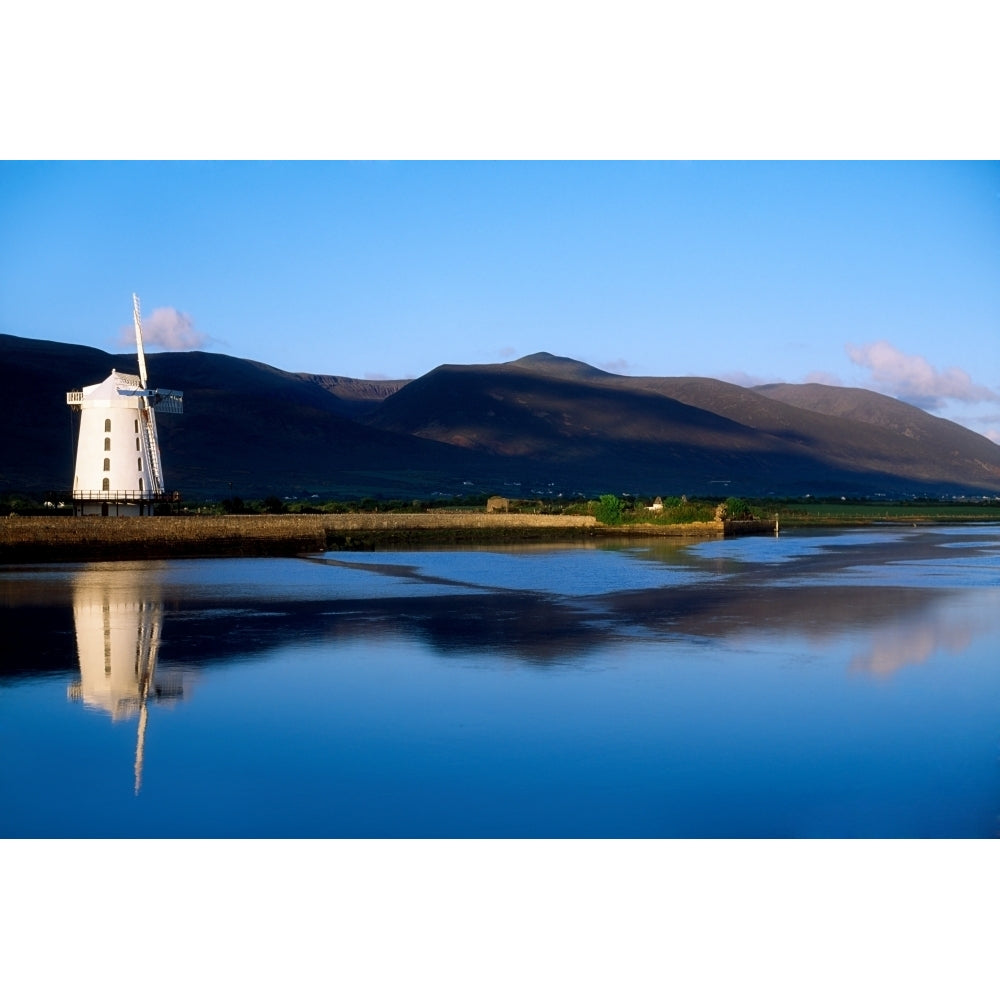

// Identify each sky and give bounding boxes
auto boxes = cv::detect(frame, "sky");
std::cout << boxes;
[2,160,998,441]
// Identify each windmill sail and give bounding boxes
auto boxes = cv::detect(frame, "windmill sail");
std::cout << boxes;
[132,294,163,491]
[133,293,149,389]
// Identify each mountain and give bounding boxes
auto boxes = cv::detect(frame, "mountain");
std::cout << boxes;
[291,373,412,419]
[365,352,1000,495]
[2,336,998,500]
[0,334,491,499]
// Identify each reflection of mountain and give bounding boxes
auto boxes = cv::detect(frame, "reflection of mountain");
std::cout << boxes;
[65,569,186,793]
[602,581,996,674]
[598,533,1000,676]
[160,592,602,667]
[848,593,994,678]
[151,574,996,674]
[3,532,997,686]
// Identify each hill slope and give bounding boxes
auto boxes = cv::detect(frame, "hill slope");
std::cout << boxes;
[0,334,491,498]
[367,352,1000,494]
[2,337,998,499]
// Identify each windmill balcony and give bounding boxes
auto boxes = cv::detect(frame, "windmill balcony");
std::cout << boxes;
[70,490,181,504]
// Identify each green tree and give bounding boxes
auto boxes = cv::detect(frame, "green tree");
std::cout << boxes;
[596,494,624,525]
[724,497,752,519]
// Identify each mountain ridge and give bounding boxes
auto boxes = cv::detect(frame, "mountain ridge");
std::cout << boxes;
[2,334,998,500]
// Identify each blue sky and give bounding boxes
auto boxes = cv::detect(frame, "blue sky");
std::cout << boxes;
[2,160,998,441]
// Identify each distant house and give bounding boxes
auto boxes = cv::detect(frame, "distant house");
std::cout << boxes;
[486,496,509,513]
[646,496,663,511]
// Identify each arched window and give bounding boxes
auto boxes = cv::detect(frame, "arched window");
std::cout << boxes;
[137,457,142,471]
[103,458,110,471]
[104,418,111,433]
[136,437,140,451]
[134,420,139,433]
[102,477,110,491]
[138,477,144,493]
[104,437,111,451]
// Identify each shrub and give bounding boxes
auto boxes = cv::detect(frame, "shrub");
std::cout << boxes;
[723,497,753,520]
[596,494,624,525]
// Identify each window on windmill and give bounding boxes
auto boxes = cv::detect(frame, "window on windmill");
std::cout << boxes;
[104,458,110,472]
[102,478,110,491]
[136,437,140,451]
[104,437,111,451]
[105,418,111,433]
[134,419,139,433]
[138,457,142,471]
[139,477,144,492]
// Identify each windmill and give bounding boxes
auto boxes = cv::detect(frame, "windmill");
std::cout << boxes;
[66,294,184,516]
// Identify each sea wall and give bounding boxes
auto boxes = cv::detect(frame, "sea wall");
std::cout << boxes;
[0,512,596,563]
[1,514,328,562]
[0,511,774,564]
[723,517,780,537]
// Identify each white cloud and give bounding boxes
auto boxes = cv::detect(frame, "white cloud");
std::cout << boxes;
[119,306,208,351]
[846,340,998,410]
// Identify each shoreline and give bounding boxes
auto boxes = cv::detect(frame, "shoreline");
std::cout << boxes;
[0,512,777,564]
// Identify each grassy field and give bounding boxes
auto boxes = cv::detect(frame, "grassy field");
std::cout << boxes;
[770,501,1000,525]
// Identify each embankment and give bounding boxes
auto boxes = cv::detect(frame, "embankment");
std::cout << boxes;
[0,511,774,564]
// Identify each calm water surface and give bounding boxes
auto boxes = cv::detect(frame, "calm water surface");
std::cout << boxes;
[2,525,999,837]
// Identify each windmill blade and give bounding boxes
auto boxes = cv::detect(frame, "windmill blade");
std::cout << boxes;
[149,390,183,414]
[119,387,184,411]
[133,293,149,390]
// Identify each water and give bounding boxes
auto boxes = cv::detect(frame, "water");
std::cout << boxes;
[2,525,998,837]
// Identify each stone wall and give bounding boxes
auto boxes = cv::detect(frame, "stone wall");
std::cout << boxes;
[0,510,774,564]
[0,512,595,563]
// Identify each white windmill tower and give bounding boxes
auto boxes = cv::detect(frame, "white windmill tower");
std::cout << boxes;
[66,295,184,516]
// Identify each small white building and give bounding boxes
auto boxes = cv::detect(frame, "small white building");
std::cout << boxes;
[66,295,183,516]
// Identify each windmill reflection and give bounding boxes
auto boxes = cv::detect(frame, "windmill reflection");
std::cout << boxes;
[66,569,185,794]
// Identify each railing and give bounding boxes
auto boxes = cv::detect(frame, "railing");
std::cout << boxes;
[70,490,181,502]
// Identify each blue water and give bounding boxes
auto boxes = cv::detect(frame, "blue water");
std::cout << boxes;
[2,525,998,837]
